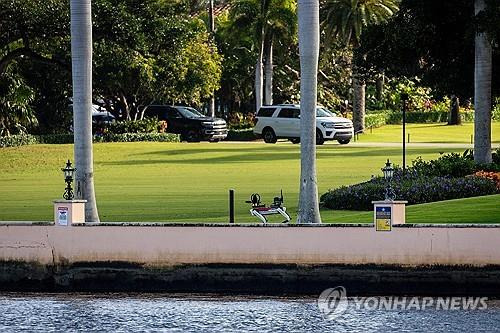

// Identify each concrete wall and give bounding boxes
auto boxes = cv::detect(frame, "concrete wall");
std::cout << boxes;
[2,224,500,267]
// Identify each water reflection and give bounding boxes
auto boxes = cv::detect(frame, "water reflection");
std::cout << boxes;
[0,293,499,332]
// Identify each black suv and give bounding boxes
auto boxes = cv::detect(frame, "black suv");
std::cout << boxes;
[143,105,228,142]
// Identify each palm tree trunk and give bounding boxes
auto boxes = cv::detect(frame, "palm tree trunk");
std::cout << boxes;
[264,35,273,105]
[70,0,100,222]
[474,0,492,164]
[255,40,264,112]
[353,74,366,133]
[375,73,384,102]
[448,95,461,125]
[297,0,321,224]
[208,0,216,117]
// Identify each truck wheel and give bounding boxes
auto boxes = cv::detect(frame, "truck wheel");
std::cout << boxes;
[184,130,200,142]
[316,130,325,145]
[262,128,277,144]
[290,138,300,144]
[337,139,350,145]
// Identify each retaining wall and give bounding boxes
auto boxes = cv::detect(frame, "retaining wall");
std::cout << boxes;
[1,223,500,295]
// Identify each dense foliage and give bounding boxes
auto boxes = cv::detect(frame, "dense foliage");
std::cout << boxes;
[0,132,179,147]
[0,0,222,134]
[358,0,500,100]
[321,149,500,210]
[321,173,498,211]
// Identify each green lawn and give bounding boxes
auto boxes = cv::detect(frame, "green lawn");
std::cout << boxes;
[0,141,475,223]
[321,194,500,224]
[357,122,500,143]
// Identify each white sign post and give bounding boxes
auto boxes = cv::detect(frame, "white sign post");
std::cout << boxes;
[53,200,87,226]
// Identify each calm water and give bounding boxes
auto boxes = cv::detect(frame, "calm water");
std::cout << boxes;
[0,293,500,332]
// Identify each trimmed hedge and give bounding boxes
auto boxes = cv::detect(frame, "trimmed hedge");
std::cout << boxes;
[321,150,500,210]
[365,110,475,127]
[225,129,257,141]
[321,173,498,211]
[94,132,179,143]
[1,133,179,147]
[365,113,388,128]
[105,119,159,134]
[0,134,39,148]
[38,134,74,144]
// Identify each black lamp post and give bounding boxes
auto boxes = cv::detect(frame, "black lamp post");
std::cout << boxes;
[62,160,76,200]
[400,93,409,173]
[382,159,395,201]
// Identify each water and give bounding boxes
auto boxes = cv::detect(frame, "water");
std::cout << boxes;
[1,293,500,332]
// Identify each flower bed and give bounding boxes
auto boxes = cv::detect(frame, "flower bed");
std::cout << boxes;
[321,150,500,211]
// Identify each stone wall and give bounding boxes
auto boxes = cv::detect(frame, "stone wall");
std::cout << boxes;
[1,223,500,294]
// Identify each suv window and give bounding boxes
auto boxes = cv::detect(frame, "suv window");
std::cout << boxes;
[165,108,182,119]
[145,105,169,119]
[257,107,276,117]
[278,108,298,118]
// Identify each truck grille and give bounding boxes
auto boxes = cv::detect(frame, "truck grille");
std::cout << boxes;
[334,123,353,129]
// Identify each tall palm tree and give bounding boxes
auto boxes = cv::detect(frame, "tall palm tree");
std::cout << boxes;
[474,0,492,164]
[70,0,100,222]
[297,0,321,224]
[232,0,296,111]
[321,0,399,133]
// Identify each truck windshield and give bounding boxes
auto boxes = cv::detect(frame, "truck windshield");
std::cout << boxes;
[316,107,335,117]
[177,107,205,118]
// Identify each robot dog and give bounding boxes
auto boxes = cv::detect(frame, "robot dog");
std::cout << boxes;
[245,190,291,224]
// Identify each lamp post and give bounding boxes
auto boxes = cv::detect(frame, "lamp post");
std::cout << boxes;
[381,159,395,201]
[62,160,76,200]
[400,93,409,173]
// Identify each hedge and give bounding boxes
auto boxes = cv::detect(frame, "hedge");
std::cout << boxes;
[0,134,39,148]
[94,132,179,143]
[105,119,159,134]
[321,174,498,211]
[365,113,388,128]
[321,150,500,210]
[365,110,475,127]
[225,129,257,141]
[0,133,179,147]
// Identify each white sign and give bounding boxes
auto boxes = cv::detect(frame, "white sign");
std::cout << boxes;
[58,207,69,226]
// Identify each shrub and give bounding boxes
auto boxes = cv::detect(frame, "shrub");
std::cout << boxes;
[410,151,476,178]
[365,112,388,128]
[225,129,257,141]
[366,110,475,126]
[493,97,500,121]
[228,112,255,130]
[0,132,180,147]
[38,134,74,144]
[0,134,38,147]
[106,119,160,134]
[94,133,179,143]
[321,173,498,211]
[474,171,500,190]
[385,111,449,124]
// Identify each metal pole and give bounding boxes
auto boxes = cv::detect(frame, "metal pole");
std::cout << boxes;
[402,96,407,173]
[229,189,234,223]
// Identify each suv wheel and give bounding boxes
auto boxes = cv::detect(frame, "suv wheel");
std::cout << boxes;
[262,128,277,144]
[290,138,300,144]
[337,139,350,145]
[316,130,325,145]
[183,130,200,142]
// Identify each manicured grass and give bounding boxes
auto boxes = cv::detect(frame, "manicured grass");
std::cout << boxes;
[358,122,500,143]
[0,141,469,223]
[322,194,500,224]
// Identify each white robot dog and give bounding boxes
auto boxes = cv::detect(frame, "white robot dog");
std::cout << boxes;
[245,190,291,224]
